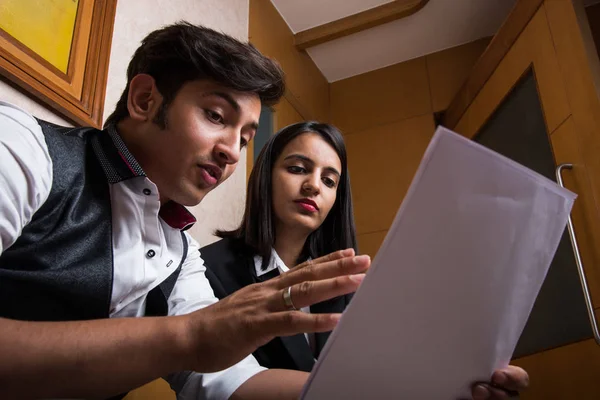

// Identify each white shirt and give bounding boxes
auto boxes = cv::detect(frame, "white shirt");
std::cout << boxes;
[253,248,291,278]
[0,102,265,400]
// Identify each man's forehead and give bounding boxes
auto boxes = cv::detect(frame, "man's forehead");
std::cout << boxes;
[184,79,260,102]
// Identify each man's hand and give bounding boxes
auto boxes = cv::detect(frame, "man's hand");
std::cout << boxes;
[0,249,368,399]
[183,249,370,372]
[472,365,529,399]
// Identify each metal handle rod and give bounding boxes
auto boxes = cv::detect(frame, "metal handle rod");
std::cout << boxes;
[556,163,600,346]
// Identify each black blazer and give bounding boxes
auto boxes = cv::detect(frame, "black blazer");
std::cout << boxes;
[201,237,352,372]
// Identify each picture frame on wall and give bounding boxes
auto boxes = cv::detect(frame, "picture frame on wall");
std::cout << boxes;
[0,0,117,128]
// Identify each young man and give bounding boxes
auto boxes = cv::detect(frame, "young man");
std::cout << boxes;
[0,23,526,399]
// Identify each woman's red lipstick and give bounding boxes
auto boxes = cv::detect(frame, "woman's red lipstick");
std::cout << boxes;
[295,198,319,212]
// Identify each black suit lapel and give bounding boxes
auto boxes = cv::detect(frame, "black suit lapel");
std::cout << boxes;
[310,294,350,358]
[279,334,315,372]
[253,267,280,282]
[313,331,331,359]
[233,253,260,289]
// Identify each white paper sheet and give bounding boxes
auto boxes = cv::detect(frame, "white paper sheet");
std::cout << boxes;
[301,126,576,399]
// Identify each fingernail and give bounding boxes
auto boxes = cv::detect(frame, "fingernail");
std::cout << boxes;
[472,385,490,400]
[350,273,365,283]
[330,314,342,323]
[353,255,370,264]
[342,248,354,256]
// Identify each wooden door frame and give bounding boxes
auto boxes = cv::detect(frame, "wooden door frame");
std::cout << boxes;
[443,0,600,315]
[440,2,600,396]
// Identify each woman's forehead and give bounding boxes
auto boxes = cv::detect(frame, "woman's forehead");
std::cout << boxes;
[279,133,341,169]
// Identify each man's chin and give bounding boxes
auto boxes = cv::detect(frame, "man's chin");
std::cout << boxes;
[173,189,210,207]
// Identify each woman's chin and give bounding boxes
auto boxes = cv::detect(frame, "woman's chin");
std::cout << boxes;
[289,216,321,233]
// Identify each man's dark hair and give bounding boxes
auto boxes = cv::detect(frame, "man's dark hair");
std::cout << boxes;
[219,121,358,268]
[104,22,285,127]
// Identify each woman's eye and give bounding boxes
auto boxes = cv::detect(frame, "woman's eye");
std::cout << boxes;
[323,177,337,188]
[240,137,248,149]
[206,110,224,124]
[287,166,305,174]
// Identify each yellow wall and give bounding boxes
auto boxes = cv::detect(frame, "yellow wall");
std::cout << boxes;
[330,38,490,257]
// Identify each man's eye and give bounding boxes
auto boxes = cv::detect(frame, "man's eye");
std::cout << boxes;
[206,110,224,124]
[240,137,248,149]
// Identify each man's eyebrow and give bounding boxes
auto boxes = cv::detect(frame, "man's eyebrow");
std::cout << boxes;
[203,91,259,130]
[202,91,240,112]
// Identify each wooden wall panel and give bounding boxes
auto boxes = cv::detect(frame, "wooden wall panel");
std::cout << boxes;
[330,57,431,135]
[274,98,304,130]
[331,38,489,137]
[249,0,329,122]
[513,337,600,400]
[443,0,545,129]
[544,0,600,307]
[345,114,435,235]
[455,8,570,139]
[333,39,488,243]
[427,37,491,112]
[123,379,173,400]
[357,230,388,259]
[545,0,600,230]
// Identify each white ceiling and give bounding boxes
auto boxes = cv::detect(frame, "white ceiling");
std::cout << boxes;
[271,0,519,82]
[272,0,395,32]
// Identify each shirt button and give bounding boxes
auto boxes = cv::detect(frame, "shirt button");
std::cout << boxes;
[143,188,151,195]
[146,249,156,258]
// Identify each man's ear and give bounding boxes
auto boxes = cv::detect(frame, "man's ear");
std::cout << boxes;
[127,74,162,122]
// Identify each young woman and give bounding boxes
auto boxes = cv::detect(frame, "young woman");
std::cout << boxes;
[202,121,356,372]
[201,121,529,399]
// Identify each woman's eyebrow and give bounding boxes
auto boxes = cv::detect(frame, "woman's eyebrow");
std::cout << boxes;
[284,154,340,177]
